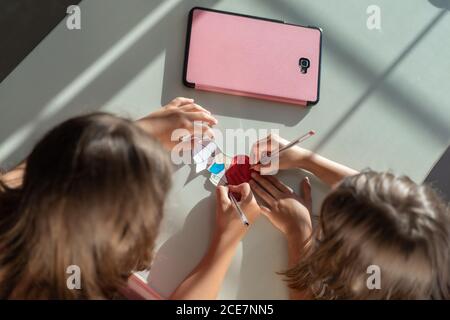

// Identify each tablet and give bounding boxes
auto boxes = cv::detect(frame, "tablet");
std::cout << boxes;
[183,7,322,106]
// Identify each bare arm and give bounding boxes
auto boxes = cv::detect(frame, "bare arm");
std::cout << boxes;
[1,98,214,188]
[0,161,26,189]
[170,183,261,300]
[285,235,311,300]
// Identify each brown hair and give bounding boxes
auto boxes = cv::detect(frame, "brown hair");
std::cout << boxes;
[0,113,172,299]
[285,171,450,299]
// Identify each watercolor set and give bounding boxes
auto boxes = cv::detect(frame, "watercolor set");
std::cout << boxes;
[191,140,254,189]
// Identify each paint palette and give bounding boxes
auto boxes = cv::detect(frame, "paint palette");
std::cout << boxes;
[192,139,254,194]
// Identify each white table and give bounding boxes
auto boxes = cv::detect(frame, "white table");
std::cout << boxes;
[1,0,449,299]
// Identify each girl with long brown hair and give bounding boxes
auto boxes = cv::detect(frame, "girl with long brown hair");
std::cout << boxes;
[250,134,450,299]
[0,97,260,299]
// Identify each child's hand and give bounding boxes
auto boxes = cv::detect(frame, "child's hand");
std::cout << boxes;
[170,183,260,300]
[249,172,312,243]
[137,97,218,150]
[250,134,312,174]
[214,183,261,244]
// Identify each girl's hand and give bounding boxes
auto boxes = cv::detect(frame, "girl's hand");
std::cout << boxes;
[249,172,312,243]
[170,183,261,300]
[250,134,312,174]
[137,97,218,150]
[214,183,261,245]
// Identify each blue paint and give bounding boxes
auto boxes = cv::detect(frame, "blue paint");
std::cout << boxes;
[208,162,225,174]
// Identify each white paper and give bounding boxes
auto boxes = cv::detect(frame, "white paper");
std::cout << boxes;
[193,141,217,164]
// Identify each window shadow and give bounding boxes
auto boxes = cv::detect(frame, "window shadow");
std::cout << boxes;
[264,0,449,152]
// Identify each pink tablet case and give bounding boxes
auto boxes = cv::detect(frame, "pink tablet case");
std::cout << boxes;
[184,7,322,106]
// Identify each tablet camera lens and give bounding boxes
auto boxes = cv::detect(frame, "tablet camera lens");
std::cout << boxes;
[299,58,310,74]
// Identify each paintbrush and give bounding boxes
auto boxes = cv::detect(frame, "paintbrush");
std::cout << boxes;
[258,130,315,166]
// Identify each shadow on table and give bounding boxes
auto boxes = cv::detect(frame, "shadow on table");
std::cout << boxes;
[2,0,310,171]
[429,0,450,10]
[235,169,330,299]
[147,192,290,299]
[1,0,167,167]
[3,0,448,169]
[2,0,229,168]
[265,0,450,153]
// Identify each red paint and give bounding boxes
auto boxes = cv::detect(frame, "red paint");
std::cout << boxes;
[225,155,255,201]
[186,8,322,105]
